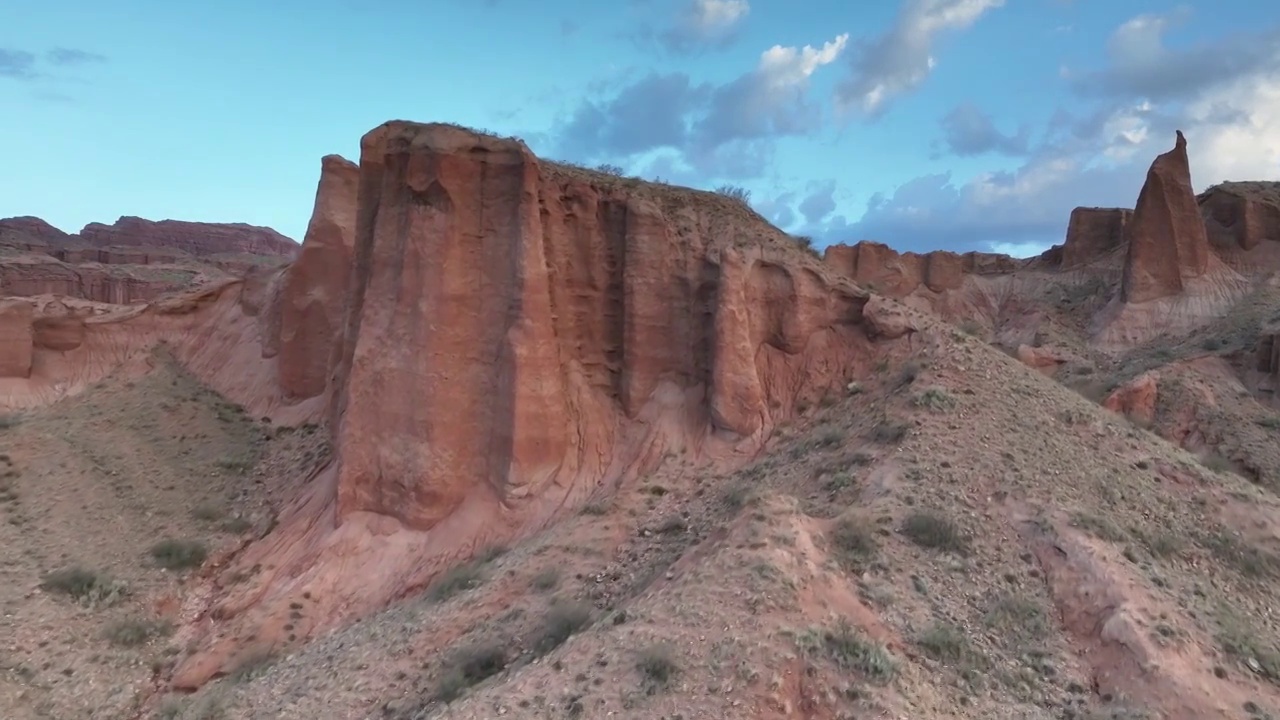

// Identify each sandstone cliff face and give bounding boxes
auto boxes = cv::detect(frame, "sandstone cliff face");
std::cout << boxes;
[0,216,73,247]
[326,122,869,532]
[1061,207,1131,268]
[77,216,297,258]
[0,259,196,304]
[822,241,1019,297]
[0,300,34,378]
[275,155,359,399]
[1120,131,1211,304]
[1200,182,1280,251]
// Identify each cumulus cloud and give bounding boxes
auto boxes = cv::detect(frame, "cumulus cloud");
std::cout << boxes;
[795,6,1280,255]
[1069,7,1280,102]
[937,102,1030,156]
[661,0,750,52]
[836,0,1005,118]
[551,34,848,178]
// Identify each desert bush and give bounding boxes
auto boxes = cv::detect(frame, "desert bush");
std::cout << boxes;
[531,568,560,592]
[427,562,485,603]
[871,419,909,445]
[913,387,956,411]
[436,641,508,702]
[801,620,895,681]
[595,163,625,176]
[0,414,21,429]
[150,539,208,570]
[897,360,922,387]
[104,617,173,647]
[915,622,974,665]
[714,184,751,205]
[831,514,878,571]
[901,511,968,553]
[532,600,592,654]
[984,593,1049,639]
[41,567,128,607]
[636,644,679,693]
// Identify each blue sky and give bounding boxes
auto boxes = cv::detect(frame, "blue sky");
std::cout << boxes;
[2,0,1278,256]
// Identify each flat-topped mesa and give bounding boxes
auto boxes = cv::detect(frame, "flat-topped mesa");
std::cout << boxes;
[78,216,298,258]
[1199,182,1280,252]
[1120,131,1211,304]
[275,154,359,399]
[1060,207,1132,269]
[319,121,871,531]
[822,241,1019,295]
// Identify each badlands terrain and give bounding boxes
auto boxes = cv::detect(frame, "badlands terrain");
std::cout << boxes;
[0,122,1279,720]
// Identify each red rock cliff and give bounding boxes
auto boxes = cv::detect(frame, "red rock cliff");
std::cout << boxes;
[275,155,359,399]
[169,122,884,687]
[1120,131,1211,304]
[78,216,297,258]
[1199,182,1280,251]
[1061,207,1132,268]
[327,121,869,530]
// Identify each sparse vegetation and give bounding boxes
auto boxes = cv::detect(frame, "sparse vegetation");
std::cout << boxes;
[1201,530,1280,579]
[229,652,276,683]
[0,413,21,429]
[636,644,679,694]
[426,561,486,603]
[913,387,956,411]
[103,617,172,647]
[799,620,896,682]
[531,600,592,654]
[436,641,508,702]
[916,622,973,664]
[984,593,1049,640]
[149,539,208,570]
[595,163,625,176]
[531,568,560,592]
[713,184,751,205]
[901,511,968,553]
[897,360,922,387]
[830,513,878,571]
[1072,512,1129,542]
[871,418,909,445]
[40,567,128,607]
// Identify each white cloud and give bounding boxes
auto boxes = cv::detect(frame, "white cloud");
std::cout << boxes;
[658,0,751,53]
[688,0,749,35]
[836,0,1005,117]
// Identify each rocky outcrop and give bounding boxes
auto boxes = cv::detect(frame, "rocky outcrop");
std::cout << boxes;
[1120,131,1211,304]
[1061,208,1131,268]
[1104,372,1159,425]
[275,155,359,399]
[1199,182,1280,251]
[0,300,34,377]
[77,217,297,258]
[822,242,1021,296]
[0,260,195,304]
[153,122,886,687]
[0,216,73,248]
[325,122,868,530]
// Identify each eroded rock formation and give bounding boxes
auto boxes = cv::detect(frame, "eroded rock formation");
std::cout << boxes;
[1120,131,1211,304]
[1061,208,1131,268]
[1200,182,1280,251]
[276,155,359,399]
[821,241,1020,297]
[0,300,34,378]
[78,217,297,258]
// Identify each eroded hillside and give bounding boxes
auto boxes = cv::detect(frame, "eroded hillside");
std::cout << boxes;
[1,123,1279,720]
